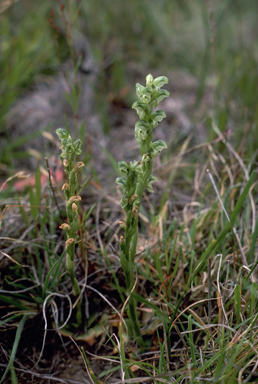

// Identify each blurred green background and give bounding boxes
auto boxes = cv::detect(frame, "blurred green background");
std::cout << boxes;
[1,0,258,175]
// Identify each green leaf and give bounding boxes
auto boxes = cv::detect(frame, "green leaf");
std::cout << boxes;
[235,284,241,324]
[35,166,41,208]
[0,315,28,384]
[117,161,129,175]
[19,205,30,227]
[120,251,130,288]
[42,260,59,299]
[29,187,38,219]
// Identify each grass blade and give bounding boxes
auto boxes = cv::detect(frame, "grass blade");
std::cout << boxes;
[0,314,28,384]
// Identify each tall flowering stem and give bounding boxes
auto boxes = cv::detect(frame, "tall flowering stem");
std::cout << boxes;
[56,128,84,300]
[116,74,169,345]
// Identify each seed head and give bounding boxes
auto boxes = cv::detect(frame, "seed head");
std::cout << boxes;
[65,238,75,248]
[129,194,138,204]
[73,161,85,172]
[59,223,70,231]
[62,183,70,191]
[118,221,126,230]
[72,203,77,213]
[63,159,69,167]
[68,195,81,204]
[132,206,138,217]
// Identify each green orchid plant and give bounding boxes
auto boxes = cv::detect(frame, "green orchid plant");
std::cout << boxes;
[116,74,169,346]
[56,128,85,322]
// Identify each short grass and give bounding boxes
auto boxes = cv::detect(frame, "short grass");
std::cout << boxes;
[1,1,258,383]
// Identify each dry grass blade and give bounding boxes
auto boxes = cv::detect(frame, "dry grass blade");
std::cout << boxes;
[32,293,73,369]
[207,169,255,283]
[69,337,95,384]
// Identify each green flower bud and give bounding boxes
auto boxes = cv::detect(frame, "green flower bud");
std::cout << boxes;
[61,138,73,147]
[59,145,67,158]
[116,177,127,190]
[135,120,150,141]
[56,128,71,141]
[132,100,149,120]
[73,139,82,155]
[142,153,151,162]
[153,76,169,88]
[141,87,152,104]
[136,83,145,99]
[129,160,140,172]
[118,161,129,175]
[146,175,158,193]
[150,110,166,129]
[149,140,167,158]
[65,143,74,156]
[153,89,170,108]
[150,110,166,123]
[146,74,154,87]
[121,194,129,210]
